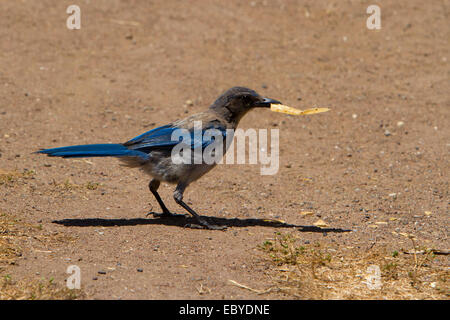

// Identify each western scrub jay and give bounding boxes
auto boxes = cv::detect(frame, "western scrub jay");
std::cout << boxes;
[37,87,282,230]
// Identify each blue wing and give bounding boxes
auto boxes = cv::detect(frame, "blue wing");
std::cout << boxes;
[123,122,228,153]
[37,122,229,162]
[124,125,179,150]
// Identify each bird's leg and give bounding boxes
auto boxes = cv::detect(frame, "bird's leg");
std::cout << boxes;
[147,179,186,218]
[173,183,226,230]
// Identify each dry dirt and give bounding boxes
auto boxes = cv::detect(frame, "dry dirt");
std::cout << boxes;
[0,0,448,299]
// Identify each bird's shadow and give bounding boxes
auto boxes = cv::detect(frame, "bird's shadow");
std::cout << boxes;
[53,214,351,233]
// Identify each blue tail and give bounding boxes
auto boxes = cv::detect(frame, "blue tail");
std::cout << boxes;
[36,143,149,161]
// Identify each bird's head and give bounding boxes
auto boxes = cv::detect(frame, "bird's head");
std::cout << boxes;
[210,87,281,123]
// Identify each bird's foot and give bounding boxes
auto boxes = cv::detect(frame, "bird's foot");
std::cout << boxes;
[184,219,227,230]
[146,211,187,218]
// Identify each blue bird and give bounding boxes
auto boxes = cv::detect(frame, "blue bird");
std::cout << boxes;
[36,87,281,230]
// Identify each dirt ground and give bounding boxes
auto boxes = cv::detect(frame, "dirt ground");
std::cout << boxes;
[0,0,448,299]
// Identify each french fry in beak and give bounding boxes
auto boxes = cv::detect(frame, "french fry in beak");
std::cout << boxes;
[270,104,330,115]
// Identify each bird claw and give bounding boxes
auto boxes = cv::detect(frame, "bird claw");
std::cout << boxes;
[147,212,226,230]
[184,222,227,230]
[146,211,187,218]
[206,224,227,230]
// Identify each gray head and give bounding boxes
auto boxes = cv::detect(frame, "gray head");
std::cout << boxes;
[209,87,281,124]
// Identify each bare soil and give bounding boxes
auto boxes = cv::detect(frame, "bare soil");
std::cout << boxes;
[0,0,448,299]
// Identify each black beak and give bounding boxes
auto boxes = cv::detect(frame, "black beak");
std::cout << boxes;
[254,97,282,108]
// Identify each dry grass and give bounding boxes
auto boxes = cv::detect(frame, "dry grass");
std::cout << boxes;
[259,232,449,299]
[0,169,35,186]
[0,211,83,300]
[54,179,101,191]
[1,275,83,300]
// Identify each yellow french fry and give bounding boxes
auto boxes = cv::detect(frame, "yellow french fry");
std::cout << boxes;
[270,104,330,116]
